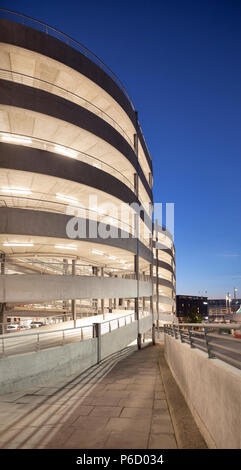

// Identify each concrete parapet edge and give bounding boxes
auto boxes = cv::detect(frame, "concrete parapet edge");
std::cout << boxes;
[164,334,241,449]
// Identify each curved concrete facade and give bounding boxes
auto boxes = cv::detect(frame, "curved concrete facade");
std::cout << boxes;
[0,11,175,331]
[153,224,176,323]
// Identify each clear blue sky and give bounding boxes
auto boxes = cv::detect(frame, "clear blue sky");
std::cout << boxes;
[2,0,241,298]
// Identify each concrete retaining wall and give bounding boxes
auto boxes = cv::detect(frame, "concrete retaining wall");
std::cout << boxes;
[0,337,98,394]
[101,321,138,360]
[164,334,241,449]
[0,316,153,394]
[139,314,152,334]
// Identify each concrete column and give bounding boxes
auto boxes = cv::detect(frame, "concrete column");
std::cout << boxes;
[101,267,105,319]
[0,302,6,335]
[156,231,160,338]
[0,254,5,275]
[150,262,155,345]
[63,259,70,313]
[134,253,141,349]
[92,266,98,314]
[72,259,76,328]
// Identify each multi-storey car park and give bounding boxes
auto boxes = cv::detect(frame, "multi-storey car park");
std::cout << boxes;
[0,9,176,341]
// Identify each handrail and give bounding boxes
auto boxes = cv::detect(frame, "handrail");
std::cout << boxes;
[0,311,148,357]
[1,260,152,282]
[0,8,135,111]
[0,69,134,149]
[164,323,241,370]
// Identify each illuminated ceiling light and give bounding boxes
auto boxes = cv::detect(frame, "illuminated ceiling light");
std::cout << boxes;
[55,245,77,250]
[3,242,34,247]
[56,193,78,204]
[1,134,32,144]
[92,162,102,169]
[1,187,32,195]
[92,250,104,255]
[54,145,78,158]
[90,206,105,215]
[108,256,117,260]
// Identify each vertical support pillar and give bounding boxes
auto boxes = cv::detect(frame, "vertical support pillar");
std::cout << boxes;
[155,225,160,338]
[150,262,155,345]
[63,258,70,314]
[134,117,141,350]
[101,267,105,319]
[0,254,6,331]
[142,297,145,314]
[0,254,5,275]
[92,266,98,314]
[72,259,76,328]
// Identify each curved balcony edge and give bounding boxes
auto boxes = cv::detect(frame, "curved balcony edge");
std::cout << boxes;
[0,207,153,263]
[0,274,153,303]
[0,15,152,171]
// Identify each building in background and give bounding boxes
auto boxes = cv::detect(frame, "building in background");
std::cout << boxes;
[0,11,175,334]
[208,298,241,322]
[176,295,208,322]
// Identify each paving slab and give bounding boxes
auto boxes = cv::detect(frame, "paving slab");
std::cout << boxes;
[0,341,205,449]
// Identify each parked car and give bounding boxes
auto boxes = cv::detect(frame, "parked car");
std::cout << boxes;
[6,324,20,332]
[30,321,44,328]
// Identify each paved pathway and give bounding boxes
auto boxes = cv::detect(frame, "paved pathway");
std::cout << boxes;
[0,343,178,449]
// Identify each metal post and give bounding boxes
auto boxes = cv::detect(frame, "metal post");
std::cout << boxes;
[36,333,40,352]
[188,326,194,348]
[93,322,101,364]
[204,327,215,358]
[179,325,184,342]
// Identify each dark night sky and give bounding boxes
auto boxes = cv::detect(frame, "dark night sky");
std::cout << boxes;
[2,0,241,298]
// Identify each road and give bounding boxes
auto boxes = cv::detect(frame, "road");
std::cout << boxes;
[192,332,241,370]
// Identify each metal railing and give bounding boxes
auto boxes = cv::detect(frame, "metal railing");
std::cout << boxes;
[2,260,152,281]
[164,323,241,370]
[0,9,135,111]
[0,311,147,358]
[0,69,134,149]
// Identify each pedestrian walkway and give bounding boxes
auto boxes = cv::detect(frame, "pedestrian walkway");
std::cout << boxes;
[0,342,189,449]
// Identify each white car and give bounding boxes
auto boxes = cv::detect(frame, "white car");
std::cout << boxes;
[6,324,20,332]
